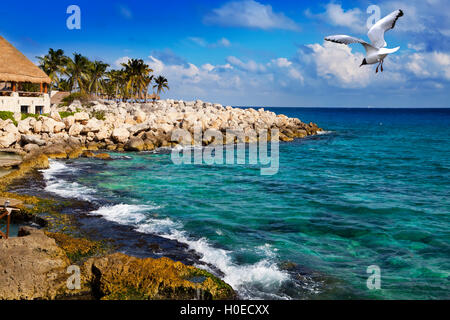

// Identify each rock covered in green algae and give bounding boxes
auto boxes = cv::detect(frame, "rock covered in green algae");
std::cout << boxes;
[0,227,235,300]
[83,253,236,300]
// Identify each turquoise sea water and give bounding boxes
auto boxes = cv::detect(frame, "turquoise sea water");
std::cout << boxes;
[43,108,450,300]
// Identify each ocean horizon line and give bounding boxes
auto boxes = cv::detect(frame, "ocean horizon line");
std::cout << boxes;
[233,105,450,109]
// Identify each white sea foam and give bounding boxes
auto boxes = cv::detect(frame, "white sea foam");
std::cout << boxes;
[104,203,290,299]
[41,160,96,201]
[255,244,279,260]
[41,160,78,179]
[91,204,155,225]
[138,223,290,300]
[316,130,333,135]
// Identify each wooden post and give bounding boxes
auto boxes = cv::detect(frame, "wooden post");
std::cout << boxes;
[6,214,10,239]
[44,83,48,93]
[12,82,16,92]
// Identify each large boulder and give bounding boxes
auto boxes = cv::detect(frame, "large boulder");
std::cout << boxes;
[13,112,22,123]
[0,119,14,131]
[68,100,82,112]
[0,227,70,300]
[82,118,101,133]
[41,117,57,134]
[0,132,17,148]
[74,112,90,122]
[50,111,62,122]
[166,112,183,123]
[94,104,108,113]
[21,135,46,146]
[128,123,151,136]
[42,144,67,158]
[95,127,111,141]
[23,143,40,153]
[3,123,19,135]
[33,120,43,133]
[68,123,83,137]
[64,116,75,129]
[112,127,130,144]
[134,110,147,124]
[82,253,235,300]
[156,123,175,134]
[17,119,32,134]
[124,137,145,152]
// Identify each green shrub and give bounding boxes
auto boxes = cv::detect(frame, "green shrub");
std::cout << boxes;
[0,111,14,121]
[0,111,17,126]
[59,111,75,119]
[91,111,105,121]
[21,113,51,121]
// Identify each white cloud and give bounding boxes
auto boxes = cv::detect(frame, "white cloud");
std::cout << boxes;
[408,43,426,52]
[147,56,220,86]
[288,68,304,82]
[147,56,164,74]
[218,38,231,47]
[268,58,303,83]
[188,37,232,48]
[307,3,365,33]
[434,52,450,66]
[306,42,372,88]
[202,63,215,72]
[188,37,207,47]
[324,3,365,33]
[112,39,449,107]
[140,53,310,104]
[115,56,131,68]
[271,58,292,68]
[382,1,426,33]
[226,56,267,72]
[204,0,300,31]
[406,51,450,80]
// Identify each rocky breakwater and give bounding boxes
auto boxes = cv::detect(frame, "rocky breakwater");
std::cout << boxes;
[0,99,322,157]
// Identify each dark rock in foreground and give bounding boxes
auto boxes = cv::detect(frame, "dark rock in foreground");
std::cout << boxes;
[0,227,235,300]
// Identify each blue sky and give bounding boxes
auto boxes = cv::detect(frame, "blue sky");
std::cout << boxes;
[1,0,449,107]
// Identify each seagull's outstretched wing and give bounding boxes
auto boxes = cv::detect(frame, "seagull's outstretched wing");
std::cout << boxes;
[368,9,404,48]
[325,35,377,55]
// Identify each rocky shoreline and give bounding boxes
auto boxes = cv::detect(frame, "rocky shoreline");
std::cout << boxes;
[1,99,322,156]
[0,99,322,300]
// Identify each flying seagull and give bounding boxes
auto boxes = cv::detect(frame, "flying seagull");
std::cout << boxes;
[325,9,404,73]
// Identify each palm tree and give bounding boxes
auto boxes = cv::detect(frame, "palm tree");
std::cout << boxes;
[37,49,68,89]
[65,53,91,93]
[58,79,73,92]
[153,76,169,97]
[88,61,110,97]
[106,69,127,100]
[142,74,154,102]
[121,59,153,101]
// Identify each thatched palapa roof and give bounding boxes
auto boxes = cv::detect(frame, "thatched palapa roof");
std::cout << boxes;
[0,36,51,84]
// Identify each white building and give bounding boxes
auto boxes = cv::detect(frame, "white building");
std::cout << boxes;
[0,36,51,115]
